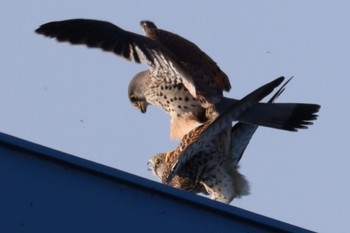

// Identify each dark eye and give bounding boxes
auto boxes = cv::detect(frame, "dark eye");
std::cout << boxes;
[156,159,161,165]
[129,95,138,102]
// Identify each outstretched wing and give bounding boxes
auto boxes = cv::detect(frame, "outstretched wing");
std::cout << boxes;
[166,77,285,184]
[36,19,157,63]
[140,20,231,97]
[35,19,198,97]
[230,77,292,164]
[35,19,229,100]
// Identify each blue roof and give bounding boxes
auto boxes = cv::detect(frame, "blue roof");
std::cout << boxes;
[0,131,314,233]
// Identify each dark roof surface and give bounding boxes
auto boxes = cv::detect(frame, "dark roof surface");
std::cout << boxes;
[0,132,314,233]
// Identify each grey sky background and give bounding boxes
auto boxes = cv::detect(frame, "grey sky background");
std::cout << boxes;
[1,1,349,232]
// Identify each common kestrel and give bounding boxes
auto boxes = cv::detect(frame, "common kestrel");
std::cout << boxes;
[148,77,296,203]
[35,19,320,139]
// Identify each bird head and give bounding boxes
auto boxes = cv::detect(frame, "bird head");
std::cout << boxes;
[147,153,167,181]
[128,70,150,113]
[140,20,157,30]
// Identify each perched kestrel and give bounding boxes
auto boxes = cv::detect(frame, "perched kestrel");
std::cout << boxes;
[35,19,320,139]
[148,77,292,203]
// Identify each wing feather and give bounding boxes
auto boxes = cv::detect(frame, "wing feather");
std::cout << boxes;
[230,77,292,164]
[166,77,285,184]
[36,19,197,96]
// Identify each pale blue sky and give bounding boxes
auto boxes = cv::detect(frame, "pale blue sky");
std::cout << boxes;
[1,1,349,232]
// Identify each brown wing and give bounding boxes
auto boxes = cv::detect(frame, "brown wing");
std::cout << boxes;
[166,77,285,184]
[36,19,155,63]
[35,19,200,97]
[141,20,231,101]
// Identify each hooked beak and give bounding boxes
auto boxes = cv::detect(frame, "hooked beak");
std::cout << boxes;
[138,102,148,113]
[147,160,154,172]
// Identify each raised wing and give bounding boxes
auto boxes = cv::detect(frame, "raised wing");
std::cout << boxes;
[166,77,285,184]
[35,19,198,97]
[36,19,156,63]
[230,77,292,164]
[140,20,231,96]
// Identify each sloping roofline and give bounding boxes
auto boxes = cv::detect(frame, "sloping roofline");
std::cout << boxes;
[0,131,314,233]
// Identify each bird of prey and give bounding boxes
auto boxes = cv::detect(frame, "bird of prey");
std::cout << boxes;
[148,77,292,203]
[35,19,320,139]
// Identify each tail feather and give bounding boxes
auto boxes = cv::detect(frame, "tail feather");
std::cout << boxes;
[215,76,320,132]
[229,77,293,164]
[238,102,320,131]
[216,96,320,131]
